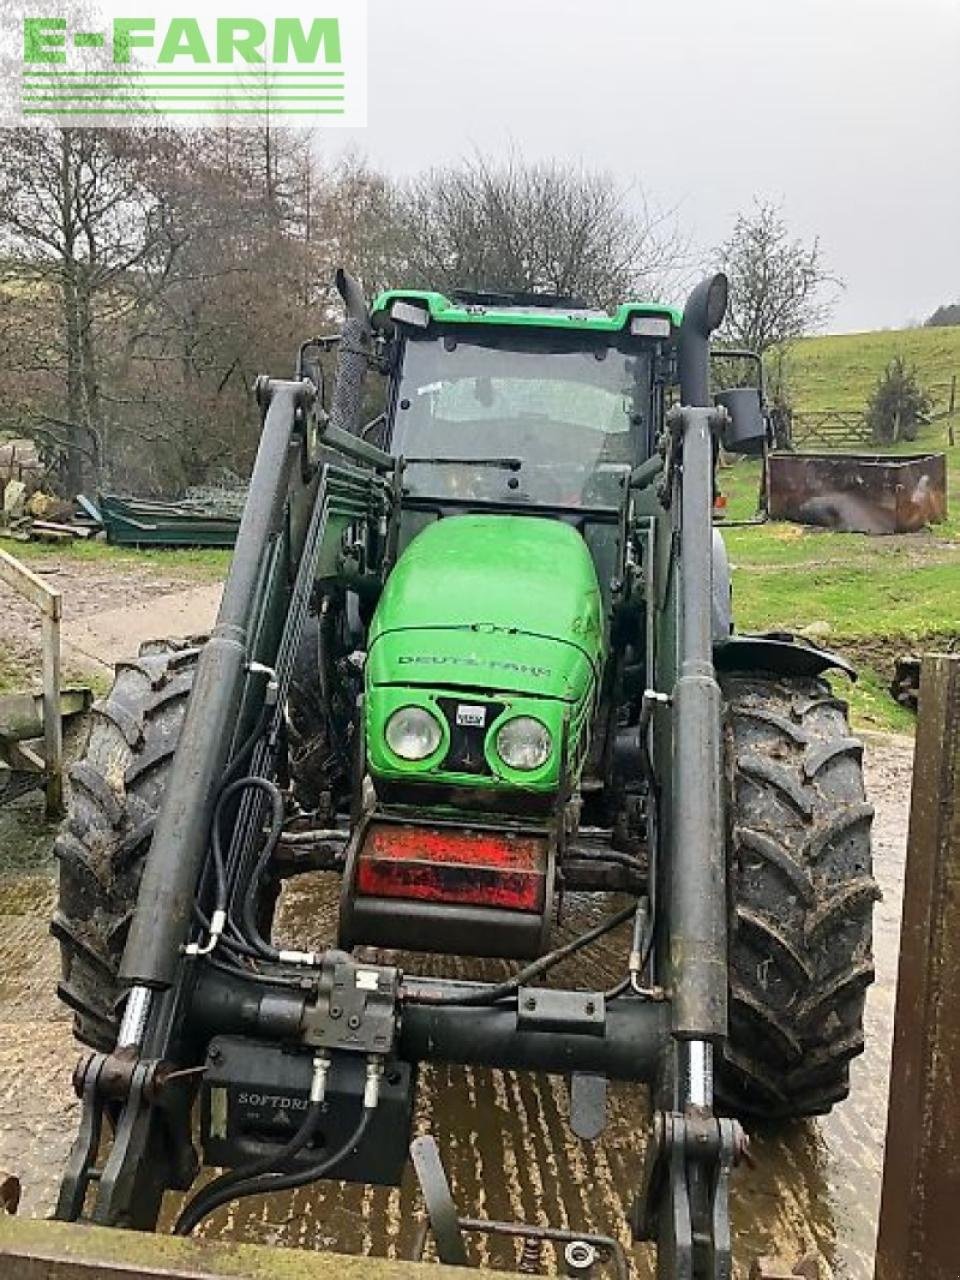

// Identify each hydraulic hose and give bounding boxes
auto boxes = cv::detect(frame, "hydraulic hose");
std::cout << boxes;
[220,681,277,790]
[188,776,284,960]
[174,1106,373,1235]
[189,682,277,957]
[174,1100,324,1235]
[202,952,308,990]
[229,777,285,960]
[404,903,636,1008]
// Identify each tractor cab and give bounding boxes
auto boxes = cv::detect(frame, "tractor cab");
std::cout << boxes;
[375,288,679,515]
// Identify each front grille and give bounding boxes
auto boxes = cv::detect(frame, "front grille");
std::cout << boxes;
[436,698,504,776]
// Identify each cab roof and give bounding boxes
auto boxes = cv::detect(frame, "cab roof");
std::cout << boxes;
[371,288,682,334]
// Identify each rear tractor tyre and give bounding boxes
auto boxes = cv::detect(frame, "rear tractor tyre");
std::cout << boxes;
[52,639,201,1050]
[720,674,878,1121]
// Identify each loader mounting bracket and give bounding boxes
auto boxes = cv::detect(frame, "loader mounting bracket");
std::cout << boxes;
[57,1048,198,1228]
[632,1111,747,1280]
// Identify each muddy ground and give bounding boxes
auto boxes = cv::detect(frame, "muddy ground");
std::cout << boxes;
[0,722,912,1279]
[0,553,221,686]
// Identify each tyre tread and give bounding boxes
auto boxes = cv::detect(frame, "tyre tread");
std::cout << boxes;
[52,639,200,1050]
[721,673,877,1120]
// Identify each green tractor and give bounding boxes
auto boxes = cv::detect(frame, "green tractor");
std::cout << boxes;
[52,272,877,1278]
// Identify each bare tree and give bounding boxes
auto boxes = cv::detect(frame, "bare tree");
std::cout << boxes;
[393,153,685,308]
[108,127,323,489]
[312,152,407,302]
[0,126,175,489]
[0,122,327,494]
[0,131,692,494]
[717,199,841,354]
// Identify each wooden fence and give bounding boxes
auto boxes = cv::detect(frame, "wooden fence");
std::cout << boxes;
[788,375,957,450]
[788,410,873,449]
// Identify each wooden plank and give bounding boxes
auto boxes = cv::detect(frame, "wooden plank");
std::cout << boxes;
[42,611,64,818]
[0,548,61,619]
[0,688,91,741]
[31,520,92,539]
[0,547,64,815]
[875,654,960,1280]
[0,1216,490,1280]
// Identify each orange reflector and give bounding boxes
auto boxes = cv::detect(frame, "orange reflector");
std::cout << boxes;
[356,822,548,913]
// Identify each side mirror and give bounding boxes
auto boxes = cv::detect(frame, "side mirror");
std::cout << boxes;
[715,387,768,456]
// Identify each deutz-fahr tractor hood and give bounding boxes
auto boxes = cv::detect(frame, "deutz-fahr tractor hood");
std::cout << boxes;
[364,515,604,793]
[366,514,603,700]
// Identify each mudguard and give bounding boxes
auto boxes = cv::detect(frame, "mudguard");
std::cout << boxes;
[713,631,857,681]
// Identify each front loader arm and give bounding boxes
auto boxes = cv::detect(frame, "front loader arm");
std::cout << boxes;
[57,374,400,1229]
[54,271,753,1280]
[636,403,748,1280]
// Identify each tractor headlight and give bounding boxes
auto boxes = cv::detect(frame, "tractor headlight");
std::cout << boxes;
[385,705,443,761]
[495,717,552,771]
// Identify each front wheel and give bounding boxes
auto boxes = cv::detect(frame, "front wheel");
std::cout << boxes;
[719,674,878,1120]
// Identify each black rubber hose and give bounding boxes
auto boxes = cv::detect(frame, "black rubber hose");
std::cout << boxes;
[191,904,260,960]
[232,779,285,960]
[220,687,276,790]
[175,1107,373,1236]
[191,775,285,962]
[198,775,283,957]
[568,848,646,876]
[202,952,308,990]
[605,898,656,1000]
[403,903,636,1008]
[190,690,275,944]
[174,1100,324,1235]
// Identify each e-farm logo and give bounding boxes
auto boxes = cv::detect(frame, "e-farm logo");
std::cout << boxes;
[13,2,367,125]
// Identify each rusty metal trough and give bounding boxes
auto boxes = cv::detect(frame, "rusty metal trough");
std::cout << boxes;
[767,451,947,534]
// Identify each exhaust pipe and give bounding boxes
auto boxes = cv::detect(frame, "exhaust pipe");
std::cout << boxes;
[678,273,728,407]
[336,267,370,326]
[328,268,373,437]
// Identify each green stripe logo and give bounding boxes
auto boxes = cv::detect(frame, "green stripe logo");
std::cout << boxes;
[15,6,367,125]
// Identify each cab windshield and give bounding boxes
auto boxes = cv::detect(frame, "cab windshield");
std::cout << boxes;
[391,332,652,509]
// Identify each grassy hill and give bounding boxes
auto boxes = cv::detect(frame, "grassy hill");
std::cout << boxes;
[787,323,960,416]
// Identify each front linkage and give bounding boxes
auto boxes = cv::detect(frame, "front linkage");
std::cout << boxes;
[55,280,748,1279]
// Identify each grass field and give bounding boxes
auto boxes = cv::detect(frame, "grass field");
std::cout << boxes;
[0,537,230,582]
[719,496,956,733]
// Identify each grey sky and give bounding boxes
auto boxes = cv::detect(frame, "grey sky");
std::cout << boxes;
[337,0,959,332]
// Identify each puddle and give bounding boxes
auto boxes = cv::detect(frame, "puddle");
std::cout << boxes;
[0,789,58,877]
